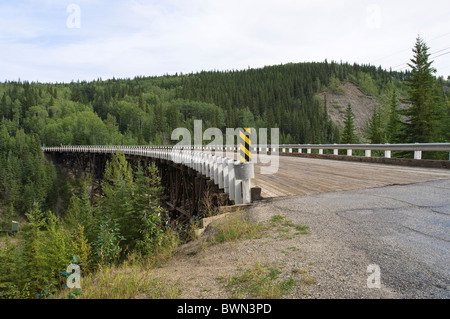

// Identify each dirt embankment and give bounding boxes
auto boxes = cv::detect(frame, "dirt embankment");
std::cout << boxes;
[148,202,400,299]
[317,81,378,137]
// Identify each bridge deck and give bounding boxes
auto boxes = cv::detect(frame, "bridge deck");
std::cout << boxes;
[249,155,450,198]
[45,147,450,201]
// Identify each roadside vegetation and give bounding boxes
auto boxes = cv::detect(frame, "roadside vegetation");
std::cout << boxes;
[0,151,182,299]
[220,262,297,299]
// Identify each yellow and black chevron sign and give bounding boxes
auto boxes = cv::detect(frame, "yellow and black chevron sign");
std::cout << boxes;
[239,128,252,162]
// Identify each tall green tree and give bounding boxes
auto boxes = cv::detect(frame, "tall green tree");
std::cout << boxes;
[341,104,357,144]
[366,106,385,144]
[386,88,402,143]
[65,186,96,242]
[403,36,440,143]
[100,151,134,249]
[99,152,165,254]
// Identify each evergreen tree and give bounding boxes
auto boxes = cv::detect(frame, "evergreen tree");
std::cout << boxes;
[65,186,96,242]
[1,93,8,119]
[366,106,385,144]
[100,151,134,249]
[403,36,439,143]
[341,104,357,144]
[386,89,402,143]
[99,152,165,253]
[20,202,46,294]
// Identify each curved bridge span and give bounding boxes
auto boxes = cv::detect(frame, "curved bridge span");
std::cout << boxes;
[43,143,450,212]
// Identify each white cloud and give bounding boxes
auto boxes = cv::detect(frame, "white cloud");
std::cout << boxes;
[1,0,449,82]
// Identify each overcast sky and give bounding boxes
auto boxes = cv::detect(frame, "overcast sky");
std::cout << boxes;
[1,0,449,83]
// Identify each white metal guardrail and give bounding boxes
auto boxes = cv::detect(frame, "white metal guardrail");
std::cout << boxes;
[42,145,253,205]
[257,143,450,160]
[113,143,450,160]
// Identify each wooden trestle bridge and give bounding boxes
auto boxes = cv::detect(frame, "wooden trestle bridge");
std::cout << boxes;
[43,143,450,224]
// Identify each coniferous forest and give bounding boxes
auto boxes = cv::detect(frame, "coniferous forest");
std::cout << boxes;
[1,37,449,298]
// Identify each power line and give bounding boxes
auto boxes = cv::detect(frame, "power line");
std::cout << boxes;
[390,48,450,72]
[428,31,450,43]
[429,46,450,56]
[431,50,450,59]
[370,32,450,65]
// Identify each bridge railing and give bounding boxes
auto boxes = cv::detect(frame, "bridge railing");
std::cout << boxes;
[257,143,450,160]
[116,143,450,160]
[42,145,253,205]
[43,143,450,160]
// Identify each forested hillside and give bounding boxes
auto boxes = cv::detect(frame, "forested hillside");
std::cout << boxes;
[2,60,448,150]
[0,61,411,147]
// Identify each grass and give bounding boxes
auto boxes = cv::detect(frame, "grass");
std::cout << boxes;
[223,262,297,299]
[269,214,311,238]
[148,226,181,268]
[209,213,265,245]
[54,226,182,299]
[200,212,309,246]
[295,225,310,235]
[54,253,182,299]
[270,214,285,224]
[292,269,317,285]
[70,263,181,299]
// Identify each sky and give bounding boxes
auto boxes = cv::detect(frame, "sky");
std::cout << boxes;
[1,0,449,83]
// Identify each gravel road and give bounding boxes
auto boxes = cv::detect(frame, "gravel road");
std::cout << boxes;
[152,179,450,299]
[249,178,450,299]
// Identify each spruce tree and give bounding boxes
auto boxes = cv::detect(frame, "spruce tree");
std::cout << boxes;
[403,36,438,143]
[366,106,384,144]
[1,93,8,119]
[341,104,357,144]
[386,89,402,143]
[100,151,135,250]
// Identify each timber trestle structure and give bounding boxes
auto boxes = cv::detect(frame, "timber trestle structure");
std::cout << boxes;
[43,146,253,224]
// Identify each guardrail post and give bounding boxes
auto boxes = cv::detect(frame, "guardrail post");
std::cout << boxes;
[234,162,254,205]
[194,152,199,171]
[414,150,422,160]
[213,156,219,184]
[218,157,224,189]
[209,155,215,181]
[333,147,338,155]
[223,158,229,193]
[205,154,210,178]
[365,150,371,157]
[234,177,242,205]
[228,160,236,204]
[202,153,208,177]
[347,149,352,156]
